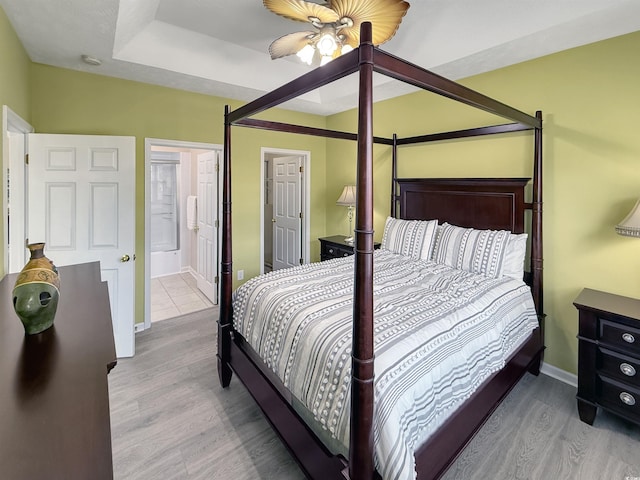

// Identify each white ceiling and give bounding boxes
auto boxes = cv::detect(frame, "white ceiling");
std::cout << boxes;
[2,0,640,115]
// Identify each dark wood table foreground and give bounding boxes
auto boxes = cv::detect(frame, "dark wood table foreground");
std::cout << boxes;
[0,262,117,480]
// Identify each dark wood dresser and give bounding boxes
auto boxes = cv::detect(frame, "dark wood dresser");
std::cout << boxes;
[574,288,640,426]
[0,262,117,479]
[319,235,381,261]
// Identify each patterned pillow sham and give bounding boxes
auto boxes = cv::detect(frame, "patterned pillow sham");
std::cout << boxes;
[432,223,511,278]
[380,217,439,260]
[503,233,528,280]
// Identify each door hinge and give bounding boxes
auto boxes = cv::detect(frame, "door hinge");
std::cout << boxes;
[215,162,219,172]
[215,219,219,228]
[214,276,219,284]
[25,154,29,165]
[299,165,303,173]
[299,212,303,219]
[299,258,303,265]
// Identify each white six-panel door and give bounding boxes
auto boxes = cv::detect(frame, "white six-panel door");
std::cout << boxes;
[27,134,136,357]
[272,155,302,270]
[195,150,218,303]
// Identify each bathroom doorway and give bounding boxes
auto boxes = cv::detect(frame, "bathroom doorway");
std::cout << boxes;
[143,138,222,330]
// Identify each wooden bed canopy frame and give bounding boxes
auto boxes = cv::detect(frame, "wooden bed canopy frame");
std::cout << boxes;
[218,22,544,480]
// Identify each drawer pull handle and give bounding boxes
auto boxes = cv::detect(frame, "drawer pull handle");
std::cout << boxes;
[343,252,349,256]
[328,248,334,253]
[620,363,637,377]
[620,392,636,406]
[622,333,636,344]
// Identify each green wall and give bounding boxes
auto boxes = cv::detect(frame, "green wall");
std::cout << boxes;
[325,31,640,375]
[0,7,31,276]
[4,2,640,374]
[30,64,328,324]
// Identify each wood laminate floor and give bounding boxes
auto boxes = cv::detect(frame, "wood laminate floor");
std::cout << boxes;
[109,308,640,480]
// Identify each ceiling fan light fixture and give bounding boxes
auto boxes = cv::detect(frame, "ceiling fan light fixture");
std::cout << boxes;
[264,0,410,66]
[296,44,315,65]
[317,33,338,56]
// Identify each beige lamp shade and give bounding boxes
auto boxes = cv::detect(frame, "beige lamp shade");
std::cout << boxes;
[616,199,640,237]
[337,185,356,243]
[336,185,356,206]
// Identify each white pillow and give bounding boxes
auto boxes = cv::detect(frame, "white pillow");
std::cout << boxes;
[503,233,528,280]
[432,223,511,279]
[381,217,439,260]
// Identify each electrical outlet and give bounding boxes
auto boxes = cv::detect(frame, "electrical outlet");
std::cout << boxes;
[237,269,244,280]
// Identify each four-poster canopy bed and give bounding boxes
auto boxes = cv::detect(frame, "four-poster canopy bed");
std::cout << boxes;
[218,22,544,480]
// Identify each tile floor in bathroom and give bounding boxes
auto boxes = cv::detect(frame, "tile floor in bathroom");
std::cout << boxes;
[150,272,214,322]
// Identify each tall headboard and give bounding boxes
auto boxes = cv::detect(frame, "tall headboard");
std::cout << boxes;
[397,178,530,233]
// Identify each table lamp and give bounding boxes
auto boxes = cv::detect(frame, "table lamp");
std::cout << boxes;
[616,199,640,237]
[336,185,356,244]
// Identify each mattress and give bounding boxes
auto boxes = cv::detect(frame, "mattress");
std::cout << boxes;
[232,249,538,480]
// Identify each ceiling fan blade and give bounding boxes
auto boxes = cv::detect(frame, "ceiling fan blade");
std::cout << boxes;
[263,0,339,24]
[331,0,410,46]
[269,31,317,59]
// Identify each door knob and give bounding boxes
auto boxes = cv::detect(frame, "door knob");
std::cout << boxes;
[120,254,131,262]
[272,218,276,223]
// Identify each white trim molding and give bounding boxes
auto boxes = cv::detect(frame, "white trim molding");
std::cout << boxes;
[2,105,34,276]
[540,362,578,388]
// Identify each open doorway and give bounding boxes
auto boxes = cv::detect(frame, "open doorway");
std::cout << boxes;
[144,138,222,330]
[3,105,34,274]
[261,147,311,274]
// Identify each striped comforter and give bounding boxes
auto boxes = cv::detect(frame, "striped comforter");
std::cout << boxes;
[232,249,538,480]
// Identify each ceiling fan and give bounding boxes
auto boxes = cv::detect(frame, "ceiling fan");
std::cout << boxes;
[264,0,410,66]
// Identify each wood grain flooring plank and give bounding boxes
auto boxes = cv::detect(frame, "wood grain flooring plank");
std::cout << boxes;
[110,308,640,480]
[110,308,304,480]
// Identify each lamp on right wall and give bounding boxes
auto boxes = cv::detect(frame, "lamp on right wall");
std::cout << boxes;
[616,199,640,237]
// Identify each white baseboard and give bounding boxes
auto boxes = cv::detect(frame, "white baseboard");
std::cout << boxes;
[540,362,577,388]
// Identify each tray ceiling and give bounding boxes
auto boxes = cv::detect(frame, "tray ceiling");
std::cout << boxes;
[2,0,639,115]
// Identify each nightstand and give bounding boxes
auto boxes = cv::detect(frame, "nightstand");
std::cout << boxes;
[319,235,380,261]
[574,288,640,426]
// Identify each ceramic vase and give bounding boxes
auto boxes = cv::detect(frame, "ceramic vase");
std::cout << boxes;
[12,243,60,335]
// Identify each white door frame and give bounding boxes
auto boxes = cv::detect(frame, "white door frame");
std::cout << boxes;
[2,105,34,276]
[144,138,222,331]
[260,147,310,273]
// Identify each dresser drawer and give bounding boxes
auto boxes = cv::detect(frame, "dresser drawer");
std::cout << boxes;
[599,347,640,387]
[599,319,640,355]
[321,243,353,259]
[319,236,380,261]
[597,375,640,424]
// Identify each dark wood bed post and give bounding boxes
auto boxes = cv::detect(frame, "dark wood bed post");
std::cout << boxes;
[349,21,376,480]
[391,133,398,217]
[217,105,233,388]
[531,110,543,317]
